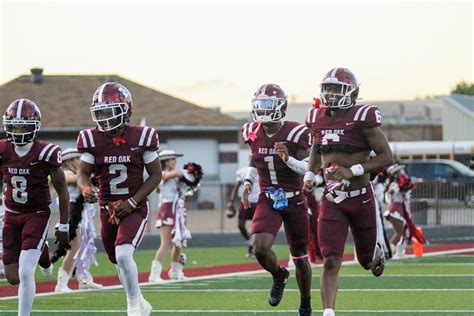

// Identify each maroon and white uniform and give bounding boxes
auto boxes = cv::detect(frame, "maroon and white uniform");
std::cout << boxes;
[77,125,159,264]
[242,121,311,250]
[306,104,382,267]
[1,140,61,264]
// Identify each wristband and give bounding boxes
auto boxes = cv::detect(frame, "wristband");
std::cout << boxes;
[304,171,316,183]
[58,223,69,232]
[243,180,253,189]
[350,164,365,177]
[128,197,138,208]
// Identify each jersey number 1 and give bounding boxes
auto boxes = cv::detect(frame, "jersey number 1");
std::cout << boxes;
[264,156,278,185]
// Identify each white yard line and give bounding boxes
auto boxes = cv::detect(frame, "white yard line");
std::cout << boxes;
[134,288,474,292]
[1,247,473,301]
[1,310,473,314]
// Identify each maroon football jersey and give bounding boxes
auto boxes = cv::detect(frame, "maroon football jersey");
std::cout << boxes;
[306,104,382,152]
[0,140,62,213]
[242,121,311,192]
[77,125,159,206]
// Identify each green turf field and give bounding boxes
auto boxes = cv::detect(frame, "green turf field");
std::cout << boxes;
[1,251,473,315]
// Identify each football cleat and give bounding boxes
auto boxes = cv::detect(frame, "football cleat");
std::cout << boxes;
[371,244,385,277]
[128,295,152,316]
[299,307,312,316]
[40,264,53,278]
[268,267,289,307]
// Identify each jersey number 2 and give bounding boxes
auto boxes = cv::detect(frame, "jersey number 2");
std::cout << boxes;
[264,156,278,185]
[109,164,130,195]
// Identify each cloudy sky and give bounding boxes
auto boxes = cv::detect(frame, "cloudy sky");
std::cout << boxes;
[1,0,472,112]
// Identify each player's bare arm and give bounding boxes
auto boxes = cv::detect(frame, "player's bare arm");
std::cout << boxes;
[77,160,98,203]
[362,126,393,173]
[227,179,242,216]
[303,144,322,195]
[64,170,78,185]
[331,128,392,182]
[116,157,162,219]
[49,165,70,246]
[241,158,256,209]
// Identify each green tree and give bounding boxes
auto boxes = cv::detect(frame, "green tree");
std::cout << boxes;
[451,81,474,95]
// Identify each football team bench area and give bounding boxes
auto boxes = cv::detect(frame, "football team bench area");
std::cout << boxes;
[0,243,473,315]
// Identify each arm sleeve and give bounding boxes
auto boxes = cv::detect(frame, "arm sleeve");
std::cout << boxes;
[143,150,159,164]
[80,153,95,164]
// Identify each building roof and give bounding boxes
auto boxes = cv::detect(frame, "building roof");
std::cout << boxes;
[447,94,474,114]
[0,72,241,130]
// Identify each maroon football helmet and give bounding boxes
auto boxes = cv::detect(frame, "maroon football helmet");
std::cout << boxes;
[251,84,288,122]
[90,82,133,132]
[3,99,42,145]
[320,68,359,109]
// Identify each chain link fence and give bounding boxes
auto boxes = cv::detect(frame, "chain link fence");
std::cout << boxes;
[410,180,474,226]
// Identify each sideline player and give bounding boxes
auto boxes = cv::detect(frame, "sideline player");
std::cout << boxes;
[304,68,393,316]
[242,84,313,315]
[226,164,260,257]
[1,99,70,315]
[77,83,162,316]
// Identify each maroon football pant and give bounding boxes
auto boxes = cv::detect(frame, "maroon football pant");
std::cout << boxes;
[318,184,377,269]
[2,210,50,265]
[252,193,308,253]
[100,202,149,264]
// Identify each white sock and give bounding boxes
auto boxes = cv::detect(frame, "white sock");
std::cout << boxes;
[115,244,141,304]
[323,308,335,316]
[246,239,252,246]
[170,261,180,273]
[18,249,41,316]
[150,260,163,277]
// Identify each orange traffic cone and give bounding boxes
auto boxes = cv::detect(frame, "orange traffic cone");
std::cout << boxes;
[413,227,424,257]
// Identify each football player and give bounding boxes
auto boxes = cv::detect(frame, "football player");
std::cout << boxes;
[77,83,162,316]
[1,99,70,316]
[241,84,313,316]
[226,163,260,258]
[304,68,393,316]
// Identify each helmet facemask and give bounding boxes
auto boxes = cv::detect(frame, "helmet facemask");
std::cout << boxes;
[320,82,358,109]
[251,96,287,123]
[2,119,41,146]
[90,103,129,132]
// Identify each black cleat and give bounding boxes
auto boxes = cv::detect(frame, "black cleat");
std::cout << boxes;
[371,245,385,277]
[268,267,289,306]
[299,307,312,316]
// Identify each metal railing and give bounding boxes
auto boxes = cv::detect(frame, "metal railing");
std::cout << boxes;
[409,180,474,226]
[47,180,474,237]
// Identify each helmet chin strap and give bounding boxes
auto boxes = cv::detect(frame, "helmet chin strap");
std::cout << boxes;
[108,123,128,137]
